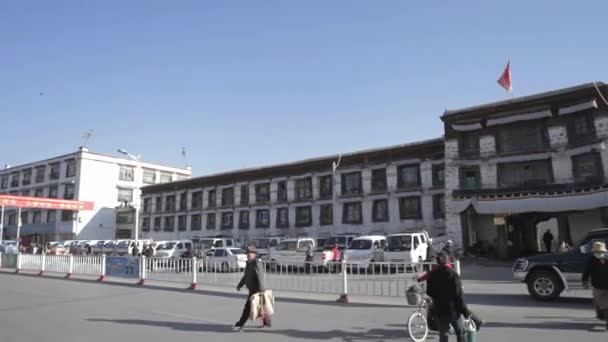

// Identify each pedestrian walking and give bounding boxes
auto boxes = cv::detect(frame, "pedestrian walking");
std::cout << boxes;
[427,252,470,342]
[442,240,455,262]
[332,244,341,274]
[542,229,554,253]
[235,246,270,330]
[582,241,608,328]
[305,244,314,274]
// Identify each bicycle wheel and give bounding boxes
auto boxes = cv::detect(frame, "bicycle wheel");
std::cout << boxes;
[407,312,429,342]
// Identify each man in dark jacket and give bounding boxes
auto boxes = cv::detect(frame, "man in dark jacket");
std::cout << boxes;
[427,253,470,342]
[582,241,608,326]
[235,246,270,329]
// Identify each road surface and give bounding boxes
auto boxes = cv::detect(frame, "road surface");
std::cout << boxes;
[0,269,604,342]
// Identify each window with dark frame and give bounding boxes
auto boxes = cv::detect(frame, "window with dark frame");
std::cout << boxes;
[155,196,163,212]
[50,163,60,180]
[33,211,42,224]
[295,206,312,227]
[48,186,58,198]
[372,199,389,222]
[116,212,134,224]
[10,173,19,187]
[320,204,333,226]
[371,169,388,192]
[277,181,288,202]
[160,173,172,183]
[221,212,234,229]
[496,122,548,154]
[34,188,44,197]
[572,152,603,183]
[0,176,7,189]
[221,187,235,207]
[276,207,289,228]
[567,113,596,146]
[240,185,249,205]
[64,184,75,200]
[399,197,421,220]
[153,217,162,231]
[21,189,30,197]
[459,166,481,189]
[178,215,187,231]
[206,213,216,230]
[256,209,270,228]
[190,214,202,231]
[165,195,176,211]
[319,175,333,199]
[239,211,250,230]
[397,164,421,189]
[119,167,134,182]
[164,216,175,232]
[191,191,203,209]
[432,164,445,188]
[295,178,313,201]
[459,132,480,158]
[341,172,362,196]
[21,211,29,224]
[22,169,32,186]
[142,198,151,214]
[61,210,74,222]
[342,202,362,224]
[207,189,217,208]
[498,159,553,188]
[142,217,151,232]
[255,183,270,204]
[35,166,45,183]
[8,213,16,225]
[143,170,156,184]
[65,159,76,178]
[179,192,187,211]
[433,194,445,219]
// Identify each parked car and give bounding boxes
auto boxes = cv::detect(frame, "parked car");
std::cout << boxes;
[312,234,360,267]
[193,237,236,254]
[268,237,316,268]
[91,240,106,255]
[0,240,19,254]
[343,235,386,271]
[248,236,285,260]
[384,232,430,264]
[203,247,247,272]
[512,228,607,301]
[114,239,152,256]
[324,234,360,251]
[102,240,119,255]
[155,240,194,258]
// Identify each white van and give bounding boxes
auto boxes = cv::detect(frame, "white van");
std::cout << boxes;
[194,237,236,254]
[268,238,316,268]
[384,232,430,263]
[248,236,285,260]
[343,235,386,270]
[155,240,194,258]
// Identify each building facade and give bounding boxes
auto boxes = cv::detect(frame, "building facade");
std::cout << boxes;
[0,147,191,244]
[442,82,608,257]
[139,139,446,242]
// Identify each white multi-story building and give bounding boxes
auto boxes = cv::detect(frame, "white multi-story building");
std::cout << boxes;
[0,147,191,244]
[140,139,446,242]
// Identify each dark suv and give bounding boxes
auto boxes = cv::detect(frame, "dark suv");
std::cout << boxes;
[513,228,608,301]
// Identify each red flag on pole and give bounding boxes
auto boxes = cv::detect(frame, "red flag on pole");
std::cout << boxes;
[497,60,512,92]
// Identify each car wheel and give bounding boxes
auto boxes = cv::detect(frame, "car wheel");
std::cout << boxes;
[527,270,563,301]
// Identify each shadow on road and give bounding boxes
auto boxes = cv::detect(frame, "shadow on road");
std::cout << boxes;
[87,319,409,341]
[464,293,591,309]
[485,321,605,332]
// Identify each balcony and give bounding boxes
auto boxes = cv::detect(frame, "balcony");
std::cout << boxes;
[453,178,605,198]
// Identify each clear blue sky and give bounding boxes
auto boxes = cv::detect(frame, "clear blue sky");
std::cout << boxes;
[2,1,607,175]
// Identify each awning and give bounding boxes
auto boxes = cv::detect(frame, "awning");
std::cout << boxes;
[558,99,597,116]
[451,188,608,214]
[487,109,552,126]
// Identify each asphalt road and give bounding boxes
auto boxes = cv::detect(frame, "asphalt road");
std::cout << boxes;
[0,267,605,342]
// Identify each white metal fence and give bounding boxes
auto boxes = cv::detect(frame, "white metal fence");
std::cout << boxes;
[0,253,459,299]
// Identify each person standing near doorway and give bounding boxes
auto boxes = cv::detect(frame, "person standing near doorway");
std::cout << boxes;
[542,230,554,253]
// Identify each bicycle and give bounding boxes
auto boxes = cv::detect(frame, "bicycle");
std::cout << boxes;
[406,279,429,342]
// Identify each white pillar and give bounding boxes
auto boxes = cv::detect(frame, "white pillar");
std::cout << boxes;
[0,205,5,245]
[16,207,22,242]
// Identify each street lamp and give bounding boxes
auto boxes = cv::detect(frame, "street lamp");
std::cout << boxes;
[117,148,141,243]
